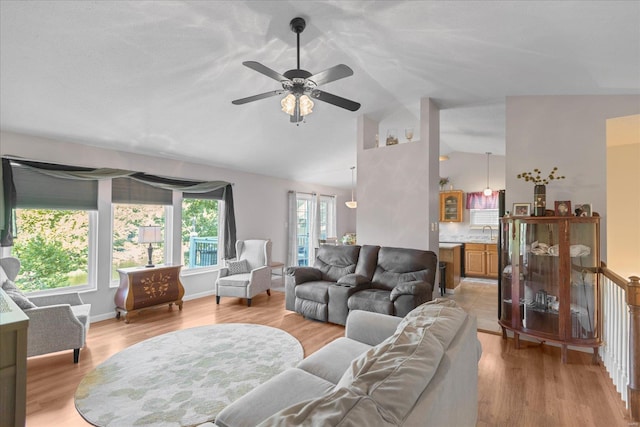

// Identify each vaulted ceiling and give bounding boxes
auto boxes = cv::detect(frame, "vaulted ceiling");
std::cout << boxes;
[1,1,638,188]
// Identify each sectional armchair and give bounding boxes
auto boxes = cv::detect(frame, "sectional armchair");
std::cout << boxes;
[285,245,437,325]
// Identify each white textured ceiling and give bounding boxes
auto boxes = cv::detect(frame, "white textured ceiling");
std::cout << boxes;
[1,1,639,188]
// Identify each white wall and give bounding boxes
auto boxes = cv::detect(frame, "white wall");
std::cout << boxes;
[355,98,439,250]
[505,95,640,262]
[606,114,640,278]
[0,131,355,320]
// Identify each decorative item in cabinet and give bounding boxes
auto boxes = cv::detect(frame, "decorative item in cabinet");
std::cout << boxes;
[499,215,601,363]
[439,190,463,222]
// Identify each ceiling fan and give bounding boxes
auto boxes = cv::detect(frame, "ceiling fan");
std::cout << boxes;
[232,17,361,124]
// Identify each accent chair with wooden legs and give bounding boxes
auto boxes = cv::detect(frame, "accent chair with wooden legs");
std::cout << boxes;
[215,239,272,307]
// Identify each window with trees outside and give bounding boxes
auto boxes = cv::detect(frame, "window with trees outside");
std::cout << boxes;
[111,204,166,281]
[182,198,219,270]
[13,209,96,292]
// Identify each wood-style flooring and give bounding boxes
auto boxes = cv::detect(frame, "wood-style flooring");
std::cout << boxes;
[24,289,634,427]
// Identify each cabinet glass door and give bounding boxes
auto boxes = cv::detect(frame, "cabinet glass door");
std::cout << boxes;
[500,220,514,325]
[568,221,599,340]
[521,220,560,338]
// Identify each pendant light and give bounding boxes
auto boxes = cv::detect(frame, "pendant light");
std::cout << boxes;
[483,152,493,196]
[345,166,357,209]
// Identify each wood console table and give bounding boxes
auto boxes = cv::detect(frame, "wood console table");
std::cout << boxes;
[115,265,185,323]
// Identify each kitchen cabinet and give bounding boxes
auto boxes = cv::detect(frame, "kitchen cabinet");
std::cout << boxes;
[439,243,462,292]
[465,243,498,278]
[499,215,601,363]
[439,190,463,222]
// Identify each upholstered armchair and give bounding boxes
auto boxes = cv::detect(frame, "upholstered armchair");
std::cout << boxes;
[0,257,91,363]
[215,239,272,307]
[347,246,437,318]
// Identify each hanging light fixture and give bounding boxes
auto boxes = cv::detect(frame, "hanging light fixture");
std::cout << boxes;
[483,152,493,196]
[345,166,357,209]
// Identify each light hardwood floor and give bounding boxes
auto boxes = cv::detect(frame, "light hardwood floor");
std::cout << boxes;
[24,290,634,427]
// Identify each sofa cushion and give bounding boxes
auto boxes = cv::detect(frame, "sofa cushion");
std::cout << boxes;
[256,386,396,427]
[371,247,435,291]
[313,245,360,282]
[296,337,371,384]
[215,368,335,427]
[217,273,251,288]
[294,281,332,303]
[347,289,393,315]
[71,304,92,327]
[2,279,37,310]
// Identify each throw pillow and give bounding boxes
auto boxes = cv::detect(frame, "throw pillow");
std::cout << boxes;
[2,279,37,310]
[227,259,250,275]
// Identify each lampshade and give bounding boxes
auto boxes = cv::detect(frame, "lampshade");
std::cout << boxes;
[483,152,492,196]
[281,94,314,117]
[138,226,162,244]
[346,166,357,209]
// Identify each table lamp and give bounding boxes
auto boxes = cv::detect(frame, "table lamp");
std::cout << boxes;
[138,225,162,268]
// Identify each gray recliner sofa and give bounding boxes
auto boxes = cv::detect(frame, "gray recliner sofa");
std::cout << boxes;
[286,245,437,325]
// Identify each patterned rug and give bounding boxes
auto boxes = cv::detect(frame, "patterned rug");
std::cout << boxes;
[75,323,303,427]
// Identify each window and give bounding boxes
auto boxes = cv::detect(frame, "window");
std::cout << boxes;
[469,209,499,227]
[296,194,313,266]
[319,195,337,240]
[111,204,166,280]
[13,209,96,292]
[181,198,219,270]
[111,177,173,281]
[9,162,98,293]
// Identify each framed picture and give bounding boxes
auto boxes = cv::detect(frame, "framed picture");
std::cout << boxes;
[554,200,572,216]
[512,203,531,216]
[574,203,592,217]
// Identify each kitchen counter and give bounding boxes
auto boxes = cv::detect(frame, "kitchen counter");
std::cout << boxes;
[439,243,463,249]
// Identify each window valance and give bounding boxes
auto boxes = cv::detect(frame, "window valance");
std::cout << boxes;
[0,157,236,257]
[466,191,499,209]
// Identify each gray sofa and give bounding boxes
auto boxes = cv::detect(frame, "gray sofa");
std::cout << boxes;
[208,299,481,427]
[285,245,437,325]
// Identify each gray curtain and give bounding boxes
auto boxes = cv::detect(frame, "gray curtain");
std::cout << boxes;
[1,158,16,247]
[286,191,298,267]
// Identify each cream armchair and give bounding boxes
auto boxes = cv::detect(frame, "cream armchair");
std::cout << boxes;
[0,257,91,363]
[215,239,272,307]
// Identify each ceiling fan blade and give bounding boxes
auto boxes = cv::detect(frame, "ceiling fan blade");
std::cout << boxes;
[311,90,361,112]
[232,90,285,105]
[243,61,289,82]
[307,64,354,86]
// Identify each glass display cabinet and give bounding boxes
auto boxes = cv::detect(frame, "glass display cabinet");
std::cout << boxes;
[499,215,601,363]
[439,190,463,222]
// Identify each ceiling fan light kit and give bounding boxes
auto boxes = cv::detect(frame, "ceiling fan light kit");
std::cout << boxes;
[232,17,360,124]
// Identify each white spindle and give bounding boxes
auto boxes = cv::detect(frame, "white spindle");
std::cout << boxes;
[601,275,630,406]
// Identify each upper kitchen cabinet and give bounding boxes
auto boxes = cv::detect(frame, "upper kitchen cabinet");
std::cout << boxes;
[440,190,463,222]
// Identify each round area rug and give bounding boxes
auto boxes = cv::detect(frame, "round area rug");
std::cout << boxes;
[75,323,303,427]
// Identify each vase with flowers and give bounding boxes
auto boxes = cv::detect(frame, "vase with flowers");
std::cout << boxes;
[517,167,565,216]
[439,177,450,191]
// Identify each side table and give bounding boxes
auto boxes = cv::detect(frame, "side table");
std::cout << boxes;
[114,265,185,323]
